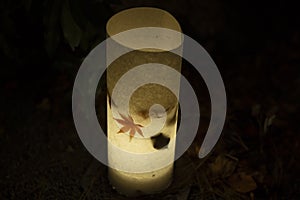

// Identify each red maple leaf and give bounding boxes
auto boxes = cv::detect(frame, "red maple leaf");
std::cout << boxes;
[114,113,144,140]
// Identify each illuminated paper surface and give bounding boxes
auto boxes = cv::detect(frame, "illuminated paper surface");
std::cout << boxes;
[106,7,182,196]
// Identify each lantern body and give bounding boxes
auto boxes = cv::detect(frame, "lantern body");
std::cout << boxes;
[106,7,182,196]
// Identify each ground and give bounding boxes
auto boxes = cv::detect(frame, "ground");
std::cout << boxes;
[0,0,299,199]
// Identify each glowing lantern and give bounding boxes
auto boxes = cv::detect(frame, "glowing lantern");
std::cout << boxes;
[106,7,182,196]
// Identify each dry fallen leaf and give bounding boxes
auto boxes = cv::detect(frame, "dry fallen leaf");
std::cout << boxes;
[227,172,257,193]
[36,98,51,111]
[209,154,238,179]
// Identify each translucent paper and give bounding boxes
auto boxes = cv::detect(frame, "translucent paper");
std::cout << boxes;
[106,7,182,196]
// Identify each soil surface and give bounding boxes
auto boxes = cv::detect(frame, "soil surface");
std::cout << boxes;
[0,0,299,199]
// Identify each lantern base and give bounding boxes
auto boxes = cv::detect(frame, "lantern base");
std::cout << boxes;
[108,164,173,197]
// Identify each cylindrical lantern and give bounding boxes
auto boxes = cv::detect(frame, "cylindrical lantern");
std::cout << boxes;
[106,7,182,196]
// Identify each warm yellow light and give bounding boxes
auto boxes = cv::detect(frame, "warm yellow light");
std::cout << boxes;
[106,7,182,196]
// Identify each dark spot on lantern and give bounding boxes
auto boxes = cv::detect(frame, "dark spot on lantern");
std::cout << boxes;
[151,133,170,150]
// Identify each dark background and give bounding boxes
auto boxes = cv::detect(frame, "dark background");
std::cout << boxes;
[0,0,299,199]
